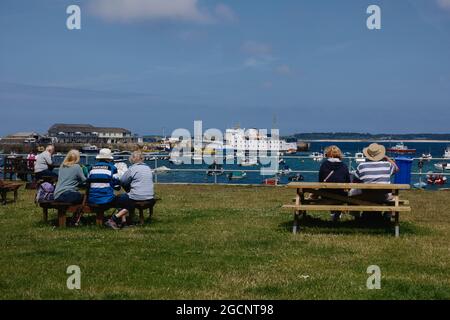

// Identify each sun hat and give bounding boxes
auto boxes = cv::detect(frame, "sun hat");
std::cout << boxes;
[96,148,114,160]
[363,143,386,162]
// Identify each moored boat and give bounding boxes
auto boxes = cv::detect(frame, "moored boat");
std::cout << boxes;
[387,142,416,154]
[227,171,247,180]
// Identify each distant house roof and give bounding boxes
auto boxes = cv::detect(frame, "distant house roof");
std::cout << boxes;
[49,124,131,134]
[6,132,39,138]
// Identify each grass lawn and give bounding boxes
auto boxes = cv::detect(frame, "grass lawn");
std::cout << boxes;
[0,184,449,300]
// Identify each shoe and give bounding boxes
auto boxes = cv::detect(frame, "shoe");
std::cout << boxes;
[105,219,120,230]
[331,212,341,222]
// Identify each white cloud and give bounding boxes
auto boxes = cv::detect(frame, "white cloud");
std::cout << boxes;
[89,0,212,23]
[437,0,450,10]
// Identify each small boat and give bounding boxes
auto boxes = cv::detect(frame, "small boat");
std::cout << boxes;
[387,142,416,154]
[113,151,132,162]
[278,164,292,175]
[227,171,247,180]
[262,177,279,186]
[355,152,366,163]
[420,153,432,161]
[444,147,450,159]
[207,163,224,176]
[413,181,427,189]
[154,166,171,173]
[81,145,99,154]
[434,163,450,171]
[288,173,304,182]
[427,173,447,185]
[309,152,324,162]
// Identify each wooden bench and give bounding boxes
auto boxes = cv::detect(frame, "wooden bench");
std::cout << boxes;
[39,197,160,227]
[282,182,411,237]
[39,201,83,227]
[0,181,23,205]
[128,199,160,225]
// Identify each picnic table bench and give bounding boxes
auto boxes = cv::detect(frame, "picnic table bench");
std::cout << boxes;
[0,180,23,205]
[282,182,411,237]
[39,197,160,228]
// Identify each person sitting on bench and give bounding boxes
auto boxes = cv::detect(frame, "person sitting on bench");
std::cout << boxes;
[318,145,350,222]
[87,148,121,206]
[34,145,57,180]
[54,149,87,205]
[350,143,399,202]
[106,151,154,230]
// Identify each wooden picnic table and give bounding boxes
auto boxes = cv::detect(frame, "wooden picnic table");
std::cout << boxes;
[0,180,23,205]
[283,182,411,237]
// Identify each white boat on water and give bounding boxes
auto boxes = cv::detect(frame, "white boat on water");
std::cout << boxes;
[444,147,450,159]
[309,152,324,162]
[81,145,99,154]
[421,153,432,161]
[355,152,366,163]
[434,163,450,171]
[154,166,171,173]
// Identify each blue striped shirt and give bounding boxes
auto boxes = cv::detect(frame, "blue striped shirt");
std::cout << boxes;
[354,161,395,184]
[87,161,120,204]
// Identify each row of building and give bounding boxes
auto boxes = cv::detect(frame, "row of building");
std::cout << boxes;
[0,124,141,145]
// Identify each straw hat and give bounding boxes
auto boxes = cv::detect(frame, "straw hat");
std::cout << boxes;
[96,148,114,160]
[363,143,386,162]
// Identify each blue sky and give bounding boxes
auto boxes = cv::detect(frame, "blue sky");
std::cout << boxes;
[1,0,450,136]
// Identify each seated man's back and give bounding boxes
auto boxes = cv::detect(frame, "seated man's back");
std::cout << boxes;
[87,160,120,205]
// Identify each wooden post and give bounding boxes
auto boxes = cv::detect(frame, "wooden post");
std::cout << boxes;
[293,188,302,234]
[58,208,66,228]
[149,206,154,221]
[139,208,144,225]
[96,211,104,226]
[394,212,400,237]
[43,208,48,222]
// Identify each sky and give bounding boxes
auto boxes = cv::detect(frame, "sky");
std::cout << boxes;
[1,0,450,136]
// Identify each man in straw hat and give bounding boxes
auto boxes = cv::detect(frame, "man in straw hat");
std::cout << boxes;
[350,143,399,205]
[87,148,121,205]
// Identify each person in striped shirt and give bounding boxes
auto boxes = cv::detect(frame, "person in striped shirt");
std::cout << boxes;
[87,149,121,205]
[351,143,399,202]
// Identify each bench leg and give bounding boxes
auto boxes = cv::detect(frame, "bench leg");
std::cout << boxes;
[293,211,300,234]
[58,208,66,228]
[139,208,144,225]
[96,211,104,226]
[0,191,6,205]
[148,206,154,222]
[394,212,400,237]
[43,208,48,222]
[13,190,18,203]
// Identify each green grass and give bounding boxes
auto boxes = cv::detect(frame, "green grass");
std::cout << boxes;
[0,184,449,299]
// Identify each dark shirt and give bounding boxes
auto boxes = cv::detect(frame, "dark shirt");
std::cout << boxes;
[319,159,351,197]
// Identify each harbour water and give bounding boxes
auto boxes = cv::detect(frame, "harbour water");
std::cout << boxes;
[48,141,450,189]
[2,141,448,189]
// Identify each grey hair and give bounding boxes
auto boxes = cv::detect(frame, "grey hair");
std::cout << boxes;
[129,151,144,164]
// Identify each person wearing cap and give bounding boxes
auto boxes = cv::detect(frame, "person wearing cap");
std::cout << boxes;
[351,143,399,203]
[87,148,121,205]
